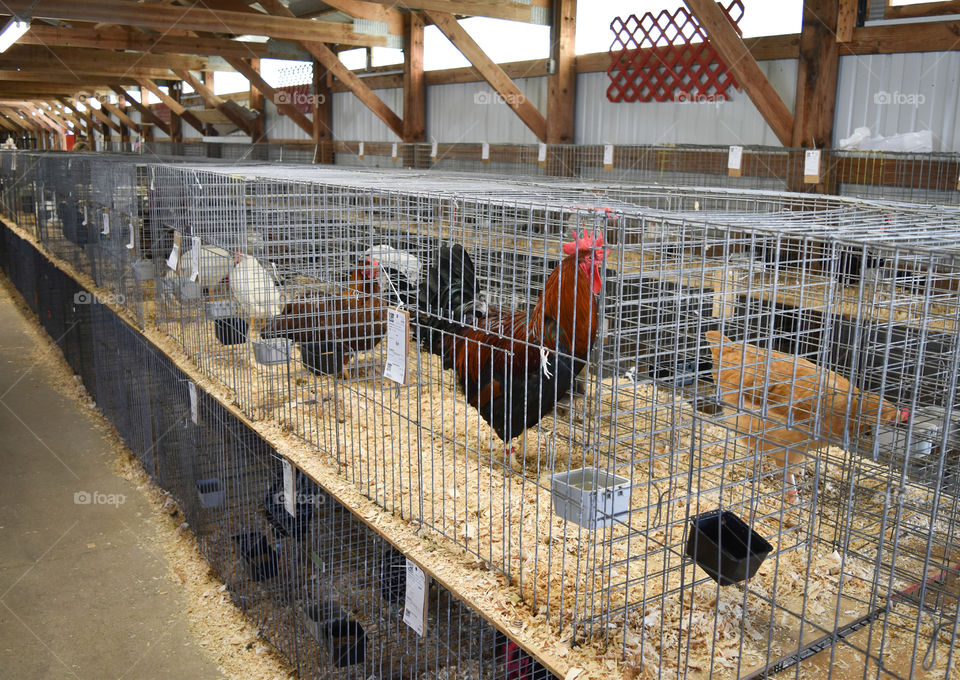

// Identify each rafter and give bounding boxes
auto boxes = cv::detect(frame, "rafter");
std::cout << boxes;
[172,68,257,134]
[0,45,209,73]
[223,57,314,136]
[110,86,172,137]
[22,24,273,58]
[425,10,547,141]
[312,0,551,23]
[97,97,142,134]
[85,103,124,135]
[684,0,794,146]
[6,0,393,47]
[137,78,208,135]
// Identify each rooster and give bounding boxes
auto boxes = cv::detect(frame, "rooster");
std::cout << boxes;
[260,257,386,376]
[418,231,605,446]
[706,330,909,502]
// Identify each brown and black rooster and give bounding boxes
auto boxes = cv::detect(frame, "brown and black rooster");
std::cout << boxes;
[261,257,385,376]
[418,231,606,444]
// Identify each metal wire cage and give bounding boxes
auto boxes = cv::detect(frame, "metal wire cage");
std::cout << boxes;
[5,152,960,679]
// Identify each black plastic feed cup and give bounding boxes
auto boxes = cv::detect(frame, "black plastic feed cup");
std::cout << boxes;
[214,317,248,345]
[686,510,772,586]
[324,619,366,667]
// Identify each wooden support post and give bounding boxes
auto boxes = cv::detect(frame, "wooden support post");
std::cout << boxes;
[173,68,257,134]
[425,10,547,141]
[792,0,840,150]
[312,58,333,164]
[403,12,425,145]
[684,0,795,146]
[137,78,207,136]
[169,81,183,144]
[547,0,576,145]
[249,58,265,142]
[837,0,858,43]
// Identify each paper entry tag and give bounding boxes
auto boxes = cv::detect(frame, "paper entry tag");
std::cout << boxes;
[282,459,296,518]
[391,142,398,161]
[82,204,88,227]
[481,142,490,163]
[603,144,614,170]
[188,381,198,425]
[538,142,547,166]
[383,308,410,385]
[166,231,182,271]
[358,141,364,159]
[402,559,428,637]
[190,236,201,282]
[101,212,110,236]
[728,145,743,177]
[804,149,822,184]
[430,140,438,160]
[126,219,135,250]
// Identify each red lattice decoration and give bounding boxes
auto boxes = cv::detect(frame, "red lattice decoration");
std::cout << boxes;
[276,84,313,116]
[607,1,744,103]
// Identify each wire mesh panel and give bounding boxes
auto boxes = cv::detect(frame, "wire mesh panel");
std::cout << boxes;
[6,156,960,679]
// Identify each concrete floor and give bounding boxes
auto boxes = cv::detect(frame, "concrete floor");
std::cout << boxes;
[0,280,224,680]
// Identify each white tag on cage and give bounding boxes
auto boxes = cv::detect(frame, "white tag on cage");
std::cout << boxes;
[190,236,201,282]
[10,153,15,170]
[430,140,438,160]
[727,145,743,176]
[101,212,110,236]
[391,142,398,161]
[281,459,296,518]
[166,232,181,271]
[402,559,428,637]
[603,144,614,170]
[538,142,547,165]
[82,204,88,226]
[188,381,198,425]
[358,141,364,159]
[804,149,821,184]
[383,308,410,385]
[481,142,490,162]
[126,219,135,250]
[149,167,155,190]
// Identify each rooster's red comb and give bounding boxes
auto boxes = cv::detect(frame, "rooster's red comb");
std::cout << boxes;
[563,230,605,256]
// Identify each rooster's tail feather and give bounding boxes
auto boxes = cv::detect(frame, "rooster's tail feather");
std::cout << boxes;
[418,244,478,356]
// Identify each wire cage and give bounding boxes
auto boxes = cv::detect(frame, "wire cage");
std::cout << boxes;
[5,154,960,678]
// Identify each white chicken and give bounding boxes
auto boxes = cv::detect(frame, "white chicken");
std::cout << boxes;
[167,244,232,288]
[229,252,284,331]
[363,244,420,307]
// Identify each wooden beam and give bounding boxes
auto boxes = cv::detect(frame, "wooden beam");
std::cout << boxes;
[836,0,858,43]
[303,42,404,138]
[0,70,128,85]
[6,0,392,47]
[55,100,92,135]
[546,0,576,144]
[684,0,794,146]
[111,86,172,137]
[251,0,405,140]
[248,58,265,142]
[0,45,208,73]
[137,78,208,135]
[792,0,840,150]
[885,0,960,19]
[402,12,425,142]
[223,56,314,136]
[23,24,272,58]
[85,103,124,135]
[319,0,405,34]
[168,81,184,143]
[172,68,257,134]
[97,97,142,134]
[425,10,547,141]
[356,0,550,23]
[312,58,333,163]
[845,21,960,54]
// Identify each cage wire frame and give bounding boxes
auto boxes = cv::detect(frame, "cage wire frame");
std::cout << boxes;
[3,150,960,678]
